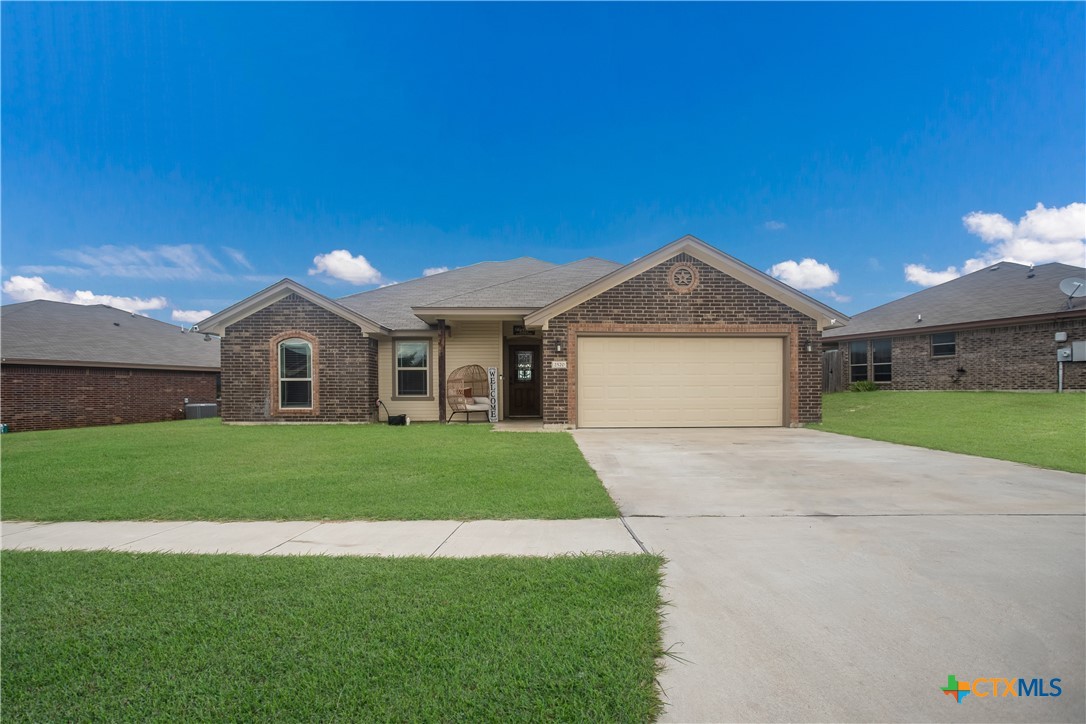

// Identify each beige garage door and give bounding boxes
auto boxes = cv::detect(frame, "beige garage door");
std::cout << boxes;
[577,336,784,428]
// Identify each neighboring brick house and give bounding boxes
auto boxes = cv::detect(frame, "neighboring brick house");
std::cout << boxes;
[1,301,221,432]
[823,262,1086,391]
[197,236,844,428]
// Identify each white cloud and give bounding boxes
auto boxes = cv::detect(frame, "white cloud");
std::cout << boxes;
[825,290,852,303]
[221,247,254,270]
[905,202,1086,287]
[764,220,787,231]
[308,250,383,285]
[769,258,840,289]
[171,308,213,324]
[904,264,961,287]
[2,275,68,302]
[2,275,167,313]
[51,243,233,281]
[422,266,449,277]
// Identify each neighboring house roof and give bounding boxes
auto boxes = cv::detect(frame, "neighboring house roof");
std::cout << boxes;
[196,279,388,336]
[824,262,1086,340]
[525,235,847,329]
[1,300,221,371]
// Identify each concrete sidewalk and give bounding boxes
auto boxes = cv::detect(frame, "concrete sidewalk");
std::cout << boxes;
[0,518,643,557]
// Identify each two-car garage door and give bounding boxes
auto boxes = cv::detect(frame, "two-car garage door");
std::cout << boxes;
[577,336,784,428]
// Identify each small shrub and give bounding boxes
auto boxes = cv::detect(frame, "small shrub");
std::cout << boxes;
[849,380,879,392]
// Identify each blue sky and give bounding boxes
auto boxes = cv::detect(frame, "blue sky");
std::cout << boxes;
[3,2,1084,323]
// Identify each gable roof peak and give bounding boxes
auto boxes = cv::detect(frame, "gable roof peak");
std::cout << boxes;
[524,234,846,330]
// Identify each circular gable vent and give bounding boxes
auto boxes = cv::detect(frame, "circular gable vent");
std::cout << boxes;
[668,262,700,293]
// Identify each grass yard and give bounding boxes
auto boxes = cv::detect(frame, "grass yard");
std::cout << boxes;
[811,391,1086,474]
[0,419,618,521]
[1,550,664,722]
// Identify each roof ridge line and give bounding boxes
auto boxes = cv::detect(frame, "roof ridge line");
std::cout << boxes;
[336,257,551,301]
[418,256,608,307]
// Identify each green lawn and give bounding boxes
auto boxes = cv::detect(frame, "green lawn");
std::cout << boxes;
[0,419,618,521]
[811,391,1086,474]
[1,550,664,722]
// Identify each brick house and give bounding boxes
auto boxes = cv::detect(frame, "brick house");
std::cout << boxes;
[822,262,1086,391]
[1,301,221,432]
[197,236,844,428]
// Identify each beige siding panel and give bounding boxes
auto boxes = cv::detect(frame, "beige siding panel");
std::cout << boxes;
[578,336,784,428]
[376,322,504,422]
[377,336,439,421]
[445,320,503,420]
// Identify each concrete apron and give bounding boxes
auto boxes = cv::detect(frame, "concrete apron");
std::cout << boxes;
[0,518,643,558]
[572,427,1086,724]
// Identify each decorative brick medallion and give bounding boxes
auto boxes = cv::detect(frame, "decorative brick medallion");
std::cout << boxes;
[668,262,699,293]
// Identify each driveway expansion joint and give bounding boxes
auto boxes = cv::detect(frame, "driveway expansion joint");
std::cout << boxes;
[619,516,649,553]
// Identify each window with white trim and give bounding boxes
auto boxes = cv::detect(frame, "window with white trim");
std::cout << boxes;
[395,340,429,396]
[279,339,313,408]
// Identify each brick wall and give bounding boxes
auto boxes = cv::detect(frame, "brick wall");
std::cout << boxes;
[221,294,378,423]
[541,253,822,425]
[834,317,1086,390]
[0,364,218,432]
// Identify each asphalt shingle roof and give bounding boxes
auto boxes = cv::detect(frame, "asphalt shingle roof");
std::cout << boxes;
[419,258,622,309]
[1,300,221,369]
[336,257,620,330]
[824,262,1086,338]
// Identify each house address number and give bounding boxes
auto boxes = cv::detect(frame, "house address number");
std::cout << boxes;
[551,360,568,369]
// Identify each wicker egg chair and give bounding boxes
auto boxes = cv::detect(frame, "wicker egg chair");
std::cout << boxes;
[447,364,491,423]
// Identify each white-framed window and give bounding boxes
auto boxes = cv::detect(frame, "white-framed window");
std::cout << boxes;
[395,340,429,396]
[279,338,313,408]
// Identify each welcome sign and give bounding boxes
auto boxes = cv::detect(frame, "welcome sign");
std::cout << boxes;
[487,367,498,422]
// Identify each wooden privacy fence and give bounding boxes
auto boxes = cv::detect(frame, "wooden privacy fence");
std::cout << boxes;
[822,349,847,392]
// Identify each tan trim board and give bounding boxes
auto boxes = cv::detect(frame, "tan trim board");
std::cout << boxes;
[411,307,537,324]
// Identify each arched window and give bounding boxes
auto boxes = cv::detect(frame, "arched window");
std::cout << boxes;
[278,338,313,408]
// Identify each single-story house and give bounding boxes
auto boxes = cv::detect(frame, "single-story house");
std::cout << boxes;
[822,262,1086,391]
[196,235,844,428]
[0,300,221,432]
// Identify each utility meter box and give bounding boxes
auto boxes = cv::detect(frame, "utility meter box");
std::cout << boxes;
[1073,340,1086,362]
[1057,347,1072,361]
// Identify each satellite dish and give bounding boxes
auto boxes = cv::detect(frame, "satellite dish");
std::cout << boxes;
[1059,277,1086,297]
[1059,277,1086,309]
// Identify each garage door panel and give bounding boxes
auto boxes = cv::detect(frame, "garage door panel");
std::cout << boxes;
[577,336,784,428]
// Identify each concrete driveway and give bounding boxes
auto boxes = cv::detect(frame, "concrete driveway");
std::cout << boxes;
[572,428,1085,723]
